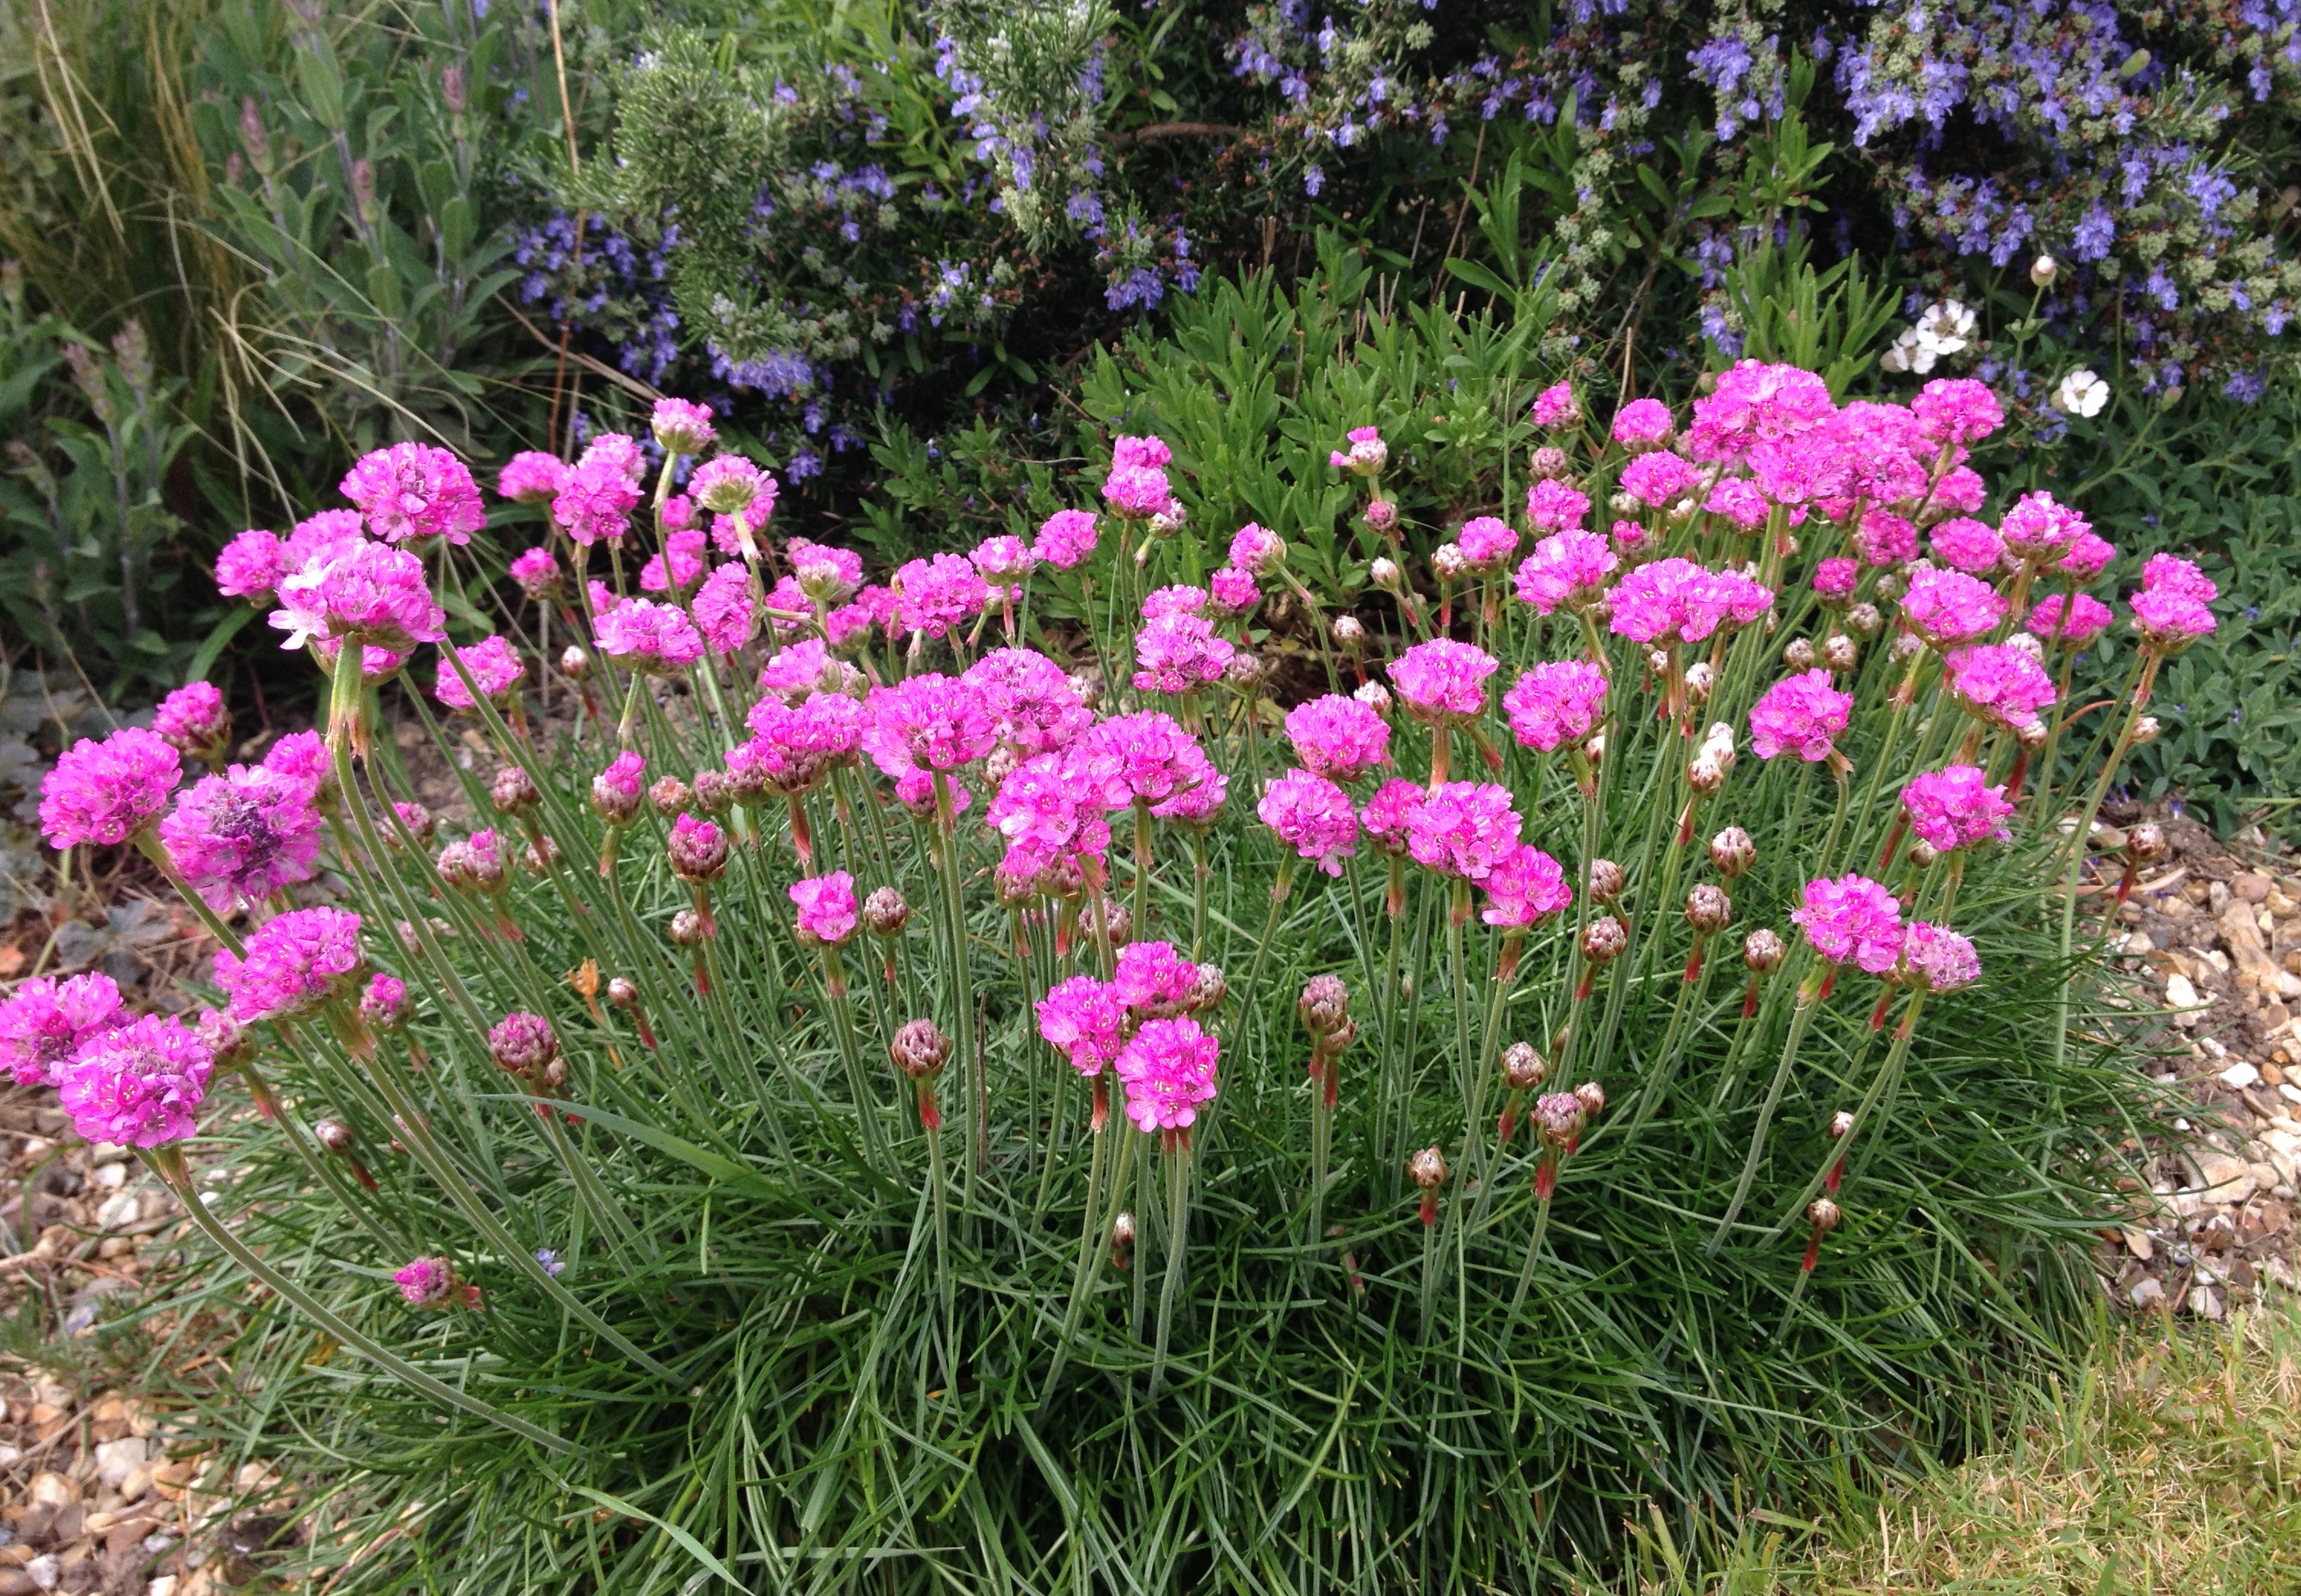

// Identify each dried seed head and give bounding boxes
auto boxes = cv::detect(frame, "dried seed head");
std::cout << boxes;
[1709,825,1756,879]
[313,1118,355,1155]
[889,1018,952,1080]
[1298,975,1350,1036]
[605,976,641,1010]
[1586,859,1625,902]
[864,887,911,937]
[1528,445,1570,481]
[667,908,708,947]
[1188,963,1228,1013]
[559,644,591,680]
[1828,1109,1855,1141]
[1500,1041,1547,1092]
[1685,884,1733,934]
[1822,634,1859,672]
[1407,1144,1450,1190]
[690,769,734,814]
[649,775,692,817]
[1363,498,1399,536]
[2126,822,2170,864]
[1782,636,1817,671]
[491,765,541,816]
[1806,1196,1842,1234]
[1580,915,1629,966]
[1573,1080,1606,1119]
[1743,928,1786,973]
[1846,602,1883,639]
[1687,753,1728,795]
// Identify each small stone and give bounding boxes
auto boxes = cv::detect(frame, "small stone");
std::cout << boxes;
[2165,972,2204,1023]
[27,1474,76,1509]
[2235,872,2273,904]
[2222,1060,2262,1090]
[2284,1083,2301,1106]
[20,1555,53,1592]
[94,1193,138,1230]
[2123,1226,2155,1261]
[147,1578,178,1596]
[86,1163,125,1192]
[2192,1151,2255,1202]
[2189,1284,2228,1320]
[2251,1162,2283,1197]
[2130,1275,2167,1309]
[93,1439,149,1490]
[2210,880,2233,914]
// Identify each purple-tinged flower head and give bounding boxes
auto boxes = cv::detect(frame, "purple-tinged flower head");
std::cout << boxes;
[595,598,706,674]
[691,455,763,517]
[639,528,709,594]
[553,457,641,547]
[1896,921,1979,993]
[1113,436,1172,470]
[283,509,367,572]
[1228,523,1285,576]
[1998,492,2088,565]
[741,698,842,796]
[1901,567,2008,649]
[1793,874,1904,973]
[2141,554,2218,604]
[1359,779,1422,857]
[1943,644,2058,732]
[650,397,715,456]
[1114,1015,1220,1133]
[1103,451,1175,520]
[216,905,365,1022]
[890,552,987,639]
[592,750,647,824]
[2026,593,2114,649]
[509,545,562,600]
[1480,843,1571,928]
[1329,426,1386,476]
[1115,941,1199,1017]
[1074,711,1211,808]
[1748,670,1853,762]
[39,727,181,850]
[433,635,525,713]
[1038,975,1126,1079]
[1149,744,1227,828]
[361,972,410,1031]
[487,1010,562,1083]
[57,1014,212,1147]
[1503,661,1607,753]
[1609,558,1732,646]
[864,674,997,780]
[216,529,287,604]
[1910,379,2003,448]
[1684,361,1836,465]
[158,764,322,910]
[154,681,232,763]
[691,564,758,655]
[1034,509,1099,569]
[1930,517,2006,576]
[341,442,485,547]
[1854,510,1920,568]
[987,754,1110,861]
[667,813,729,884]
[1813,558,1861,607]
[1701,478,1768,532]
[1531,382,1580,429]
[1389,639,1498,727]
[1513,531,1617,615]
[970,534,1035,588]
[271,541,445,654]
[1713,568,1776,630]
[789,870,858,946]
[1258,769,1360,877]
[496,451,567,506]
[2054,532,2117,581]
[1133,613,1234,695]
[394,1256,458,1309]
[260,730,334,811]
[1285,694,1391,782]
[1142,584,1207,620]
[1208,565,1262,618]
[964,649,1093,756]
[1901,766,2012,853]
[1456,516,1518,574]
[1612,397,1675,451]
[1,973,125,1089]
[786,539,863,607]
[1931,467,1986,516]
[1525,478,1591,534]
[2130,589,2217,652]
[1405,782,1522,883]
[1619,450,1699,510]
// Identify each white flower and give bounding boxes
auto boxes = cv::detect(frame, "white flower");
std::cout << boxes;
[1914,299,1976,354]
[1878,326,1938,375]
[2055,368,2109,419]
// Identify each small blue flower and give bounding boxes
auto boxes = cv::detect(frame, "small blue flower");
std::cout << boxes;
[536,1248,566,1277]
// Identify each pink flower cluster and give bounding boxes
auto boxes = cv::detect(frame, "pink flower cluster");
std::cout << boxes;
[893,552,987,639]
[1609,558,1770,646]
[1898,921,1981,992]
[1457,516,1518,571]
[154,683,231,760]
[57,1013,214,1147]
[1899,567,2008,649]
[2131,555,2218,649]
[692,564,759,654]
[1619,450,1699,510]
[1113,1016,1220,1132]
[1133,612,1234,694]
[1329,426,1386,476]
[216,529,288,604]
[1389,639,1498,725]
[214,905,365,1022]
[1258,770,1360,876]
[964,649,1094,755]
[0,972,125,1089]
[271,541,446,653]
[789,871,858,945]
[1284,694,1390,782]
[497,451,567,505]
[1037,975,1129,1078]
[1074,711,1223,817]
[1530,383,1580,429]
[1612,397,1674,449]
[1943,644,2058,732]
[1748,670,1852,762]
[1480,842,1571,929]
[987,753,1114,882]
[1512,531,1617,615]
[864,674,998,779]
[159,762,323,910]
[509,545,561,598]
[39,727,182,850]
[1104,435,1178,519]
[745,693,863,795]
[595,599,707,674]
[1525,478,1590,534]
[1910,378,2004,448]
[434,635,526,711]
[1405,782,1522,882]
[1793,875,1905,973]
[1683,361,1836,464]
[1034,509,1099,568]
[1901,766,2013,853]
[2025,593,2114,648]
[340,442,485,547]
[1502,662,1607,753]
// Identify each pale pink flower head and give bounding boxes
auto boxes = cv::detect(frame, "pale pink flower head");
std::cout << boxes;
[2130,588,2216,652]
[1793,874,1904,973]
[1609,557,1732,646]
[2025,592,2114,649]
[1133,613,1234,694]
[1076,711,1214,807]
[1900,765,2013,853]
[57,1014,212,1148]
[789,870,858,946]
[2141,553,2218,604]
[154,682,232,762]
[1209,565,1262,618]
[691,563,759,655]
[825,595,880,653]
[1142,584,1207,620]
[1115,941,1197,1016]
[758,639,841,702]
[1388,639,1498,727]
[1853,509,1919,568]
[1503,661,1607,753]
[1998,491,2087,565]
[964,648,1094,755]
[1103,452,1175,520]
[1525,478,1590,534]
[1611,397,1675,450]
[1149,745,1227,827]
[639,528,709,594]
[578,432,646,481]
[650,397,715,455]
[1359,778,1422,857]
[394,1256,459,1310]
[1684,361,1836,464]
[592,749,647,822]
[691,455,763,516]
[786,539,863,606]
[283,510,367,572]
[1,973,125,1089]
[1619,450,1700,510]
[1932,465,1987,514]
[1456,516,1518,573]
[261,730,334,810]
[661,490,696,533]
[864,674,997,777]
[2054,531,2117,581]
[987,753,1105,856]
[892,552,987,639]
[509,545,562,600]
[40,727,182,849]
[1901,566,2008,649]
[762,575,812,639]
[1929,517,2006,576]
[1748,669,1853,762]
[594,598,706,674]
[1943,643,2058,731]
[1285,694,1391,782]
[216,905,365,1022]
[1405,782,1522,882]
[216,529,287,604]
[496,450,568,505]
[341,442,485,547]
[1816,400,1931,514]
[1115,1015,1220,1133]
[271,540,445,652]
[1531,382,1580,429]
[1702,478,1769,531]
[1813,558,1861,607]
[1329,425,1387,476]
[434,634,526,712]
[971,534,1036,586]
[1038,975,1126,1079]
[1480,843,1571,928]
[1512,530,1617,615]
[1034,509,1100,569]
[1910,378,2004,447]
[553,456,643,546]
[1229,523,1286,575]
[1258,769,1360,876]
[1896,921,1980,992]
[159,764,322,911]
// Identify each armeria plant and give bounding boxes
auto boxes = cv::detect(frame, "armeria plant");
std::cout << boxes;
[11,354,2197,1585]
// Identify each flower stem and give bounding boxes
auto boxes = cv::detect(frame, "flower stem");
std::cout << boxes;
[1709,961,1823,1254]
[1149,1136,1191,1394]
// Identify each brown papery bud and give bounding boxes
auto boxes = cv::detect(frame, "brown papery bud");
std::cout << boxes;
[1353,681,1391,713]
[1822,634,1859,672]
[985,744,1022,791]
[1684,662,1714,706]
[1188,963,1228,1013]
[1111,1211,1137,1248]
[667,908,708,947]
[1225,653,1266,688]
[650,775,692,817]
[1806,1196,1842,1234]
[313,1118,356,1154]
[1782,637,1817,671]
[1743,928,1786,973]
[1528,445,1570,481]
[2126,822,2170,864]
[1828,1109,1855,1141]
[1500,1041,1547,1092]
[1586,859,1625,902]
[1687,754,1727,795]
[1298,975,1350,1036]
[1322,1015,1360,1054]
[524,836,561,874]
[492,765,541,816]
[1907,838,1940,869]
[690,769,734,814]
[889,1018,952,1080]
[1431,542,1469,583]
[1709,826,1756,879]
[864,887,912,937]
[1580,915,1628,966]
[1845,602,1883,639]
[2131,714,2160,745]
[559,645,591,681]
[1407,1144,1450,1190]
[1332,614,1366,647]
[606,976,642,1010]
[1363,498,1399,536]
[1685,884,1732,934]
[1573,1080,1606,1119]
[1097,903,1133,947]
[1890,631,1924,664]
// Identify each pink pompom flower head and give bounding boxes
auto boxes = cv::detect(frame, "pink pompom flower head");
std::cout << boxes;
[1479,843,1571,938]
[1503,661,1607,753]
[496,450,568,506]
[1113,1016,1220,1136]
[1285,694,1391,783]
[1998,491,2087,565]
[691,564,759,656]
[394,1255,476,1311]
[1389,639,1498,727]
[159,763,323,911]
[1229,523,1286,575]
[1,973,125,1089]
[509,545,562,600]
[553,456,643,547]
[691,454,762,516]
[1033,509,1100,569]
[1133,613,1235,695]
[1611,397,1674,450]
[1900,567,2008,650]
[1929,517,2006,576]
[40,727,182,850]
[595,598,706,674]
[1683,361,1836,465]
[789,870,858,950]
[1531,382,1580,429]
[1115,942,1199,1016]
[1609,558,1735,646]
[1910,378,2004,448]
[891,552,988,640]
[340,442,485,548]
[154,682,232,765]
[1038,975,1127,1088]
[1513,531,1617,616]
[1103,438,1177,520]
[1703,478,1770,532]
[1619,450,1700,511]
[1405,782,1522,887]
[1895,921,1980,994]
[215,529,287,606]
[2141,554,2218,604]
[1525,478,1591,535]
[1073,711,1213,808]
[1812,558,1861,608]
[2026,592,2114,649]
[2055,531,2117,581]
[216,905,365,1024]
[1853,509,1919,568]
[1329,426,1387,477]
[2129,588,2216,652]
[1209,565,1262,619]
[434,635,526,714]
[1793,874,1905,976]
[1359,779,1421,860]
[964,648,1094,756]
[1901,766,2013,853]
[1943,644,2057,732]
[57,1013,214,1148]
[650,397,715,456]
[639,528,709,595]
[1457,516,1518,574]
[1748,669,1852,763]
[864,674,997,782]
[1258,769,1360,877]
[271,541,445,654]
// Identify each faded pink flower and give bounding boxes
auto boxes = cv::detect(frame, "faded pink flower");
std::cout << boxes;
[789,870,858,945]
[215,905,364,1022]
[1943,644,2058,732]
[1793,874,1904,973]
[1229,523,1285,575]
[0,973,125,1089]
[1503,661,1607,753]
[1113,1016,1221,1132]
[691,455,763,516]
[1388,639,1498,726]
[340,442,485,547]
[39,727,182,850]
[1329,426,1386,475]
[496,450,567,505]
[1900,766,2013,853]
[971,533,1036,586]
[1258,769,1360,876]
[1285,694,1391,782]
[1748,670,1852,762]
[57,1014,213,1147]
[434,635,526,712]
[1897,921,1980,992]
[394,1256,459,1309]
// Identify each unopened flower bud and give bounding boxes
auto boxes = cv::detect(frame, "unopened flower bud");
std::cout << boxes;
[313,1118,356,1155]
[2030,253,2058,288]
[493,765,542,817]
[1782,637,1817,671]
[1500,1041,1547,1092]
[1583,731,1606,766]
[1223,652,1264,688]
[1681,663,1714,709]
[1581,915,1628,966]
[1709,826,1756,878]
[1743,928,1786,973]
[1528,445,1570,481]
[864,887,911,937]
[2131,715,2160,744]
[1070,669,1104,710]
[2015,717,2049,750]
[1532,1091,1585,1148]
[198,1008,257,1067]
[1907,837,1940,869]
[650,775,691,816]
[1822,634,1859,672]
[1363,498,1399,536]
[1148,507,1188,541]
[667,815,729,883]
[1332,614,1366,647]
[1828,1109,1855,1141]
[689,769,733,815]
[1846,602,1883,639]
[1098,903,1133,947]
[394,801,436,845]
[1112,1211,1136,1248]
[488,1012,559,1079]
[1298,974,1350,1037]
[1685,884,1732,934]
[1573,1080,1606,1119]
[2008,633,2046,665]
[1188,963,1227,1012]
[984,743,1022,791]
[606,976,641,1010]
[1408,1144,1449,1190]
[1370,557,1402,590]
[1687,753,1727,795]
[1353,681,1391,713]
[1806,1196,1842,1234]
[668,907,708,947]
[889,1018,952,1080]
[1432,542,1468,583]
[1586,858,1624,902]
[2126,822,2170,864]
[1890,631,1923,664]
[560,644,591,680]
